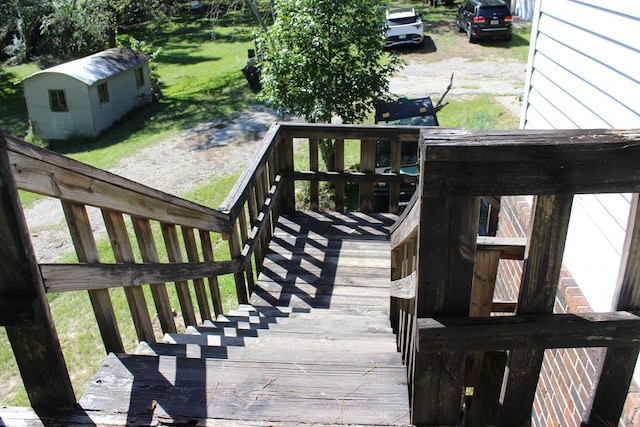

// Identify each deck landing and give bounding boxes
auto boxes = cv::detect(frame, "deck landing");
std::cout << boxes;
[74,211,410,426]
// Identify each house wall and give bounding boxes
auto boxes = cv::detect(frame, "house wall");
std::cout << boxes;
[89,65,152,136]
[23,74,93,140]
[504,0,640,424]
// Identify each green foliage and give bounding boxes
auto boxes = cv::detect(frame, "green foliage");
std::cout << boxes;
[257,0,402,124]
[40,0,112,58]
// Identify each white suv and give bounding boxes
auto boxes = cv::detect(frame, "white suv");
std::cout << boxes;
[384,8,424,48]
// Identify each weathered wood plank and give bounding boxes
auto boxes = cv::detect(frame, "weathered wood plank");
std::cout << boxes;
[8,142,231,233]
[62,201,123,353]
[131,217,176,334]
[183,226,213,321]
[219,122,280,219]
[80,352,409,425]
[278,122,422,142]
[228,224,249,305]
[0,136,75,408]
[276,137,295,214]
[412,194,478,425]
[290,170,419,184]
[200,229,223,317]
[586,193,640,427]
[496,194,573,427]
[102,209,155,343]
[161,223,198,326]
[419,311,640,351]
[420,128,640,196]
[41,260,240,293]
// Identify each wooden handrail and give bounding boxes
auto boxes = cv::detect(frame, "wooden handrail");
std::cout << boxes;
[6,135,231,233]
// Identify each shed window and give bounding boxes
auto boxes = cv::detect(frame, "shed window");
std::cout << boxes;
[135,67,145,88]
[49,90,68,112]
[98,83,110,105]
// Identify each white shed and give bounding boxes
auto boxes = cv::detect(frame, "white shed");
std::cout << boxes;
[22,48,153,140]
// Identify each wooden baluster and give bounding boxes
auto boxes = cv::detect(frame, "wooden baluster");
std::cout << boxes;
[131,217,176,334]
[0,138,75,408]
[102,209,155,343]
[199,229,223,316]
[268,149,281,224]
[359,139,375,212]
[389,139,401,214]
[334,138,345,212]
[257,168,273,267]
[309,138,319,211]
[228,224,249,305]
[247,187,264,274]
[586,193,640,427]
[161,223,198,326]
[495,194,573,427]
[236,205,255,295]
[62,201,124,353]
[182,226,212,321]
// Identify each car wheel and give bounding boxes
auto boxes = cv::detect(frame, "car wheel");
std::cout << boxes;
[505,33,513,42]
[467,24,476,43]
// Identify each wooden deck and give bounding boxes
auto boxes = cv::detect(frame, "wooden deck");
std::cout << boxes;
[74,211,410,426]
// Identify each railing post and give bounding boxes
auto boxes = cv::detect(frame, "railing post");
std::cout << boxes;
[412,194,480,426]
[277,137,295,214]
[0,133,75,408]
[495,194,573,426]
[359,139,375,212]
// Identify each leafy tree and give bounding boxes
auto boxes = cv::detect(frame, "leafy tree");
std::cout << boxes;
[256,0,401,169]
[2,0,54,63]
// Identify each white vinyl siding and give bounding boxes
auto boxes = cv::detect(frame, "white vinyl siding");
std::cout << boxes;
[521,0,640,313]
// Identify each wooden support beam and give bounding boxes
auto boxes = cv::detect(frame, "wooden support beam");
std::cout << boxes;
[0,134,75,408]
[496,194,573,427]
[418,311,640,352]
[277,137,295,214]
[412,193,480,426]
[420,128,640,196]
[586,194,640,427]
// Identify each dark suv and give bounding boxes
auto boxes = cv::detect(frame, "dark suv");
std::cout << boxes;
[456,0,513,43]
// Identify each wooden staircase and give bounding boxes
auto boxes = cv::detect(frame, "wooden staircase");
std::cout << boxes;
[77,212,411,426]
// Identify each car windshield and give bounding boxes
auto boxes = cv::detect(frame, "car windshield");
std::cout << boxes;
[388,16,419,25]
[478,6,509,15]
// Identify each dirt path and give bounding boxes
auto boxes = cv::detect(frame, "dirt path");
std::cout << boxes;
[25,105,285,263]
[24,55,527,263]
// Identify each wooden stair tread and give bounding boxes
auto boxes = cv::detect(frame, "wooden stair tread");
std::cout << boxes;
[78,212,409,426]
[80,352,408,426]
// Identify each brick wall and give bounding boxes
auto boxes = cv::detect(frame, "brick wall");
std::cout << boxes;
[495,195,640,426]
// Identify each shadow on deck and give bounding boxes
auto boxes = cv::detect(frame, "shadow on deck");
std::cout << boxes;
[75,211,410,426]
